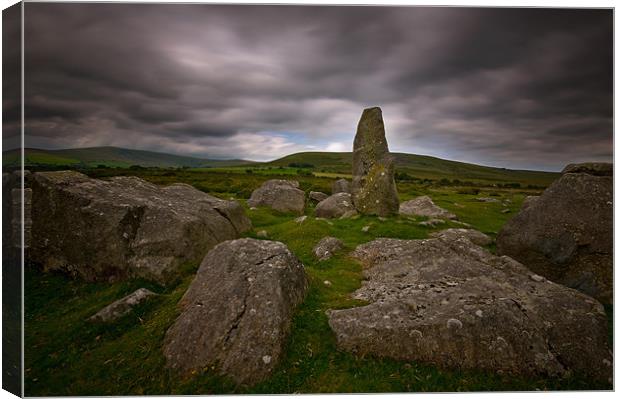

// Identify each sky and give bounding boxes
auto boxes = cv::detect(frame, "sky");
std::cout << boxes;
[4,3,613,171]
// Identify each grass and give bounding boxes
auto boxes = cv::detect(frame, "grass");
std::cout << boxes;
[23,168,611,395]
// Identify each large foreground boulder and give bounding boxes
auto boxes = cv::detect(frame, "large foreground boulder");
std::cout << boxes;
[315,193,357,219]
[328,236,612,383]
[497,163,612,304]
[399,196,457,220]
[247,179,305,215]
[29,171,251,284]
[163,238,308,385]
[351,107,399,216]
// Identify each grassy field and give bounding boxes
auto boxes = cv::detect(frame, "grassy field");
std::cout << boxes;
[4,147,559,188]
[23,167,611,395]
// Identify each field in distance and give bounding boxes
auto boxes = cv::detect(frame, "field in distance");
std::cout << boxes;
[4,147,559,188]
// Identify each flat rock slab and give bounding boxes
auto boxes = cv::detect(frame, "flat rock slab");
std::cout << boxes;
[163,238,308,386]
[430,228,492,246]
[399,196,457,220]
[247,179,305,215]
[29,171,251,284]
[328,237,612,383]
[89,288,157,323]
[313,236,344,261]
[497,164,613,304]
[315,193,357,219]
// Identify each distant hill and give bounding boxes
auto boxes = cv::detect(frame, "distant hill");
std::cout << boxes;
[265,152,560,186]
[2,147,256,168]
[2,146,560,186]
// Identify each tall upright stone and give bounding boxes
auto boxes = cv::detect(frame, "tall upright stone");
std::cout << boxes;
[351,107,399,216]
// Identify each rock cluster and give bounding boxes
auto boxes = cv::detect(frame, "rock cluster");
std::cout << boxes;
[247,179,305,215]
[497,163,612,303]
[351,107,399,216]
[328,236,612,383]
[163,238,307,385]
[29,171,251,284]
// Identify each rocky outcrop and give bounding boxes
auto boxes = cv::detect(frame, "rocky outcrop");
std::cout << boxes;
[351,107,399,216]
[497,163,612,303]
[328,236,612,383]
[312,236,344,261]
[89,288,157,323]
[309,191,329,203]
[247,179,305,215]
[332,179,351,194]
[29,171,251,284]
[315,193,357,219]
[399,196,457,220]
[430,228,492,246]
[163,238,307,385]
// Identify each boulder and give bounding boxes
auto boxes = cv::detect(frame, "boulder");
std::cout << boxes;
[328,236,612,383]
[351,107,399,216]
[476,197,500,203]
[561,162,612,176]
[309,191,329,203]
[89,288,157,323]
[247,179,305,215]
[163,238,307,385]
[315,193,357,219]
[29,171,251,284]
[399,196,457,220]
[430,228,492,246]
[497,163,612,303]
[332,179,351,194]
[312,236,344,261]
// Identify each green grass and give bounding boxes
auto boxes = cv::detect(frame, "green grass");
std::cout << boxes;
[23,168,611,395]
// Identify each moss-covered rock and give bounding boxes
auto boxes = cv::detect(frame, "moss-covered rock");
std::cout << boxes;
[351,107,399,216]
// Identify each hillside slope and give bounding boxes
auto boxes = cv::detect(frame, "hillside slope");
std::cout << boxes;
[3,147,255,168]
[266,152,559,186]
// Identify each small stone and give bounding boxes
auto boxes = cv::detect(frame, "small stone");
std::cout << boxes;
[446,318,463,329]
[257,230,268,238]
[294,216,307,224]
[362,225,370,233]
[262,355,272,365]
[501,209,510,214]
[475,310,483,318]
[530,274,545,282]
[324,280,332,287]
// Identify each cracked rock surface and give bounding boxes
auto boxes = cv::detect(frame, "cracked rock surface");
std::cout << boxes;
[163,238,308,385]
[29,171,251,284]
[328,236,612,383]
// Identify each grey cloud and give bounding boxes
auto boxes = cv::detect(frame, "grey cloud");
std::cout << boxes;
[15,3,613,170]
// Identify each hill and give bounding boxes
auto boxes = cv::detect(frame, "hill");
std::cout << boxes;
[2,147,255,169]
[265,152,560,186]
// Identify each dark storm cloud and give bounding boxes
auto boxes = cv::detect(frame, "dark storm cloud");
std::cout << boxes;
[18,3,612,169]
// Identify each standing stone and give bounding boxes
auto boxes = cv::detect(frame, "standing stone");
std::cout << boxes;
[351,107,399,216]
